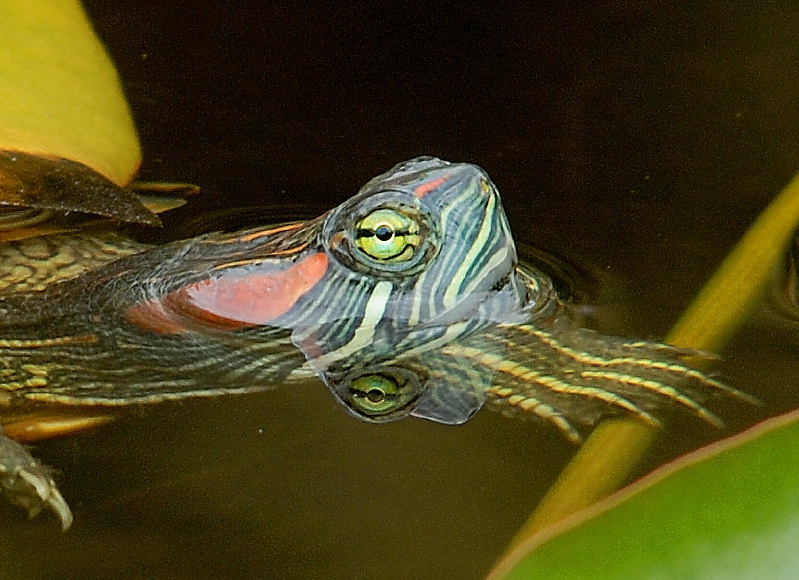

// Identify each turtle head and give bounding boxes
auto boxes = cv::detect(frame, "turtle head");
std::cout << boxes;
[124,157,531,426]
[306,157,532,424]
[321,156,523,319]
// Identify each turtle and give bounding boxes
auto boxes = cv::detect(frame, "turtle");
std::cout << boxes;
[0,153,753,529]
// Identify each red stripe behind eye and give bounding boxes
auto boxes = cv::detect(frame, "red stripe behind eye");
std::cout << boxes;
[413,175,449,198]
[183,251,328,324]
[125,251,329,333]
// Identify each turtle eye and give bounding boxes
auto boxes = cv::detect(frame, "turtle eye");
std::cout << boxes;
[354,208,420,262]
[323,192,438,278]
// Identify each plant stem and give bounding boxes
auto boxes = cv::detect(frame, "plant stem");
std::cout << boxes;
[488,168,799,578]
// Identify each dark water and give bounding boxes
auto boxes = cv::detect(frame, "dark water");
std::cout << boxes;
[4,2,799,578]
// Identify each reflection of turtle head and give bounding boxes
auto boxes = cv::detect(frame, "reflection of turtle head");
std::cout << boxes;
[290,157,535,425]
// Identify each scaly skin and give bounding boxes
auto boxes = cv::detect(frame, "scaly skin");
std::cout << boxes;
[0,156,753,528]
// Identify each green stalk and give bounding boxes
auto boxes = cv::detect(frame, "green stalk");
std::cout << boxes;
[488,168,799,579]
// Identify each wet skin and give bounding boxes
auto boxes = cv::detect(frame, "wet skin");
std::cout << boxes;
[0,157,751,528]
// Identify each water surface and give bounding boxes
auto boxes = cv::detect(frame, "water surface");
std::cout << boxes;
[4,2,799,578]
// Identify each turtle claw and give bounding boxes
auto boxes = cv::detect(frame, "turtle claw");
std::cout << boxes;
[0,432,73,529]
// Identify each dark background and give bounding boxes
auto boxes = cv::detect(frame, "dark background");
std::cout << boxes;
[3,2,799,578]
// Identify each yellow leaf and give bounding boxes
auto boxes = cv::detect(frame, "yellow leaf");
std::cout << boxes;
[0,0,140,185]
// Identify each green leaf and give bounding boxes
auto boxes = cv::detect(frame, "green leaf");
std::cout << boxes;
[492,409,799,579]
[491,169,799,572]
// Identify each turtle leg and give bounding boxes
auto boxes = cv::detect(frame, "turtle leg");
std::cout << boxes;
[0,428,72,529]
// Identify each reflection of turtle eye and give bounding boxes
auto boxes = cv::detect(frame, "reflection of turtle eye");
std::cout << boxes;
[342,367,424,420]
[349,373,400,414]
[354,209,420,262]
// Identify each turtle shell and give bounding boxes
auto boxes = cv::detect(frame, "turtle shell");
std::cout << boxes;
[0,150,197,293]
[0,150,199,241]
[0,150,196,528]
[0,150,158,234]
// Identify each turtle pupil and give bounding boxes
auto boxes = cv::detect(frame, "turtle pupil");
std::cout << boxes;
[375,225,393,241]
[367,389,385,403]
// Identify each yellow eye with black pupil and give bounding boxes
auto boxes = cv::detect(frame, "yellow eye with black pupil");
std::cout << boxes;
[350,374,400,414]
[354,208,420,262]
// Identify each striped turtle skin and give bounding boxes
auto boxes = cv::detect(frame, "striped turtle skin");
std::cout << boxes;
[0,156,751,527]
